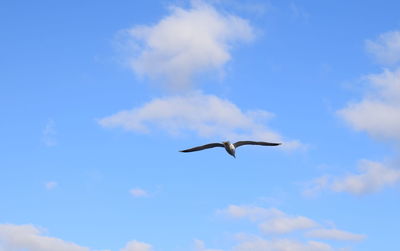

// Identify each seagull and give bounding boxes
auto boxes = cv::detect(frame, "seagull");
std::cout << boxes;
[180,141,281,158]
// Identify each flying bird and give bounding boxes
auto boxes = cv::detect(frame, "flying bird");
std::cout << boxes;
[180,141,281,158]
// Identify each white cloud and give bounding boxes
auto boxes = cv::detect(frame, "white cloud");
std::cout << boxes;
[259,216,317,234]
[331,160,400,195]
[305,160,400,195]
[306,228,366,241]
[125,1,254,89]
[338,68,400,141]
[196,235,348,251]
[194,239,224,251]
[232,237,336,251]
[366,30,400,65]
[218,205,318,234]
[45,181,58,190]
[328,31,400,198]
[42,119,57,147]
[0,224,92,251]
[120,240,153,251]
[130,188,149,198]
[99,94,299,149]
[0,224,153,251]
[217,204,364,247]
[217,205,284,221]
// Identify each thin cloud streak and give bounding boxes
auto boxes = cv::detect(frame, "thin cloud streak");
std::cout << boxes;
[306,228,366,241]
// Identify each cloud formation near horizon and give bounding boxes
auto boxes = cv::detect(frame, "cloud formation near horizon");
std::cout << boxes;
[0,224,153,251]
[126,2,254,90]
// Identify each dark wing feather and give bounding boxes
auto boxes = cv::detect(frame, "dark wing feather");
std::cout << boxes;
[180,143,224,153]
[234,141,281,148]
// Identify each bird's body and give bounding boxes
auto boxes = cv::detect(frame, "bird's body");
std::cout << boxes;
[180,140,280,158]
[222,141,236,157]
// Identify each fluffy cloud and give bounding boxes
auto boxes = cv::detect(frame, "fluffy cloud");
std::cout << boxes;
[331,160,400,195]
[194,239,224,251]
[120,240,153,251]
[220,206,317,234]
[126,1,254,89]
[306,229,366,241]
[106,2,300,150]
[326,30,400,198]
[305,160,400,196]
[259,216,317,234]
[217,205,284,221]
[365,30,400,65]
[0,224,153,251]
[0,224,92,251]
[99,94,299,148]
[338,68,400,141]
[217,205,362,241]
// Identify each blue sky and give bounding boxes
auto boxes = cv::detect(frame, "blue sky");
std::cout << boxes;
[1,1,400,251]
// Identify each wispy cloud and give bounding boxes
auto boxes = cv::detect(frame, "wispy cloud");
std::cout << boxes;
[124,1,254,90]
[365,30,400,65]
[304,160,400,196]
[42,119,57,147]
[289,2,309,21]
[306,228,366,241]
[99,93,299,149]
[120,240,153,251]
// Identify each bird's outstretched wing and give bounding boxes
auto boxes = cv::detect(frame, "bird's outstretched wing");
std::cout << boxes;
[180,143,224,152]
[234,141,281,148]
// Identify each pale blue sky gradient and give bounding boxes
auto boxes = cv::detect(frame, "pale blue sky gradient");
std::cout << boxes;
[1,1,400,251]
